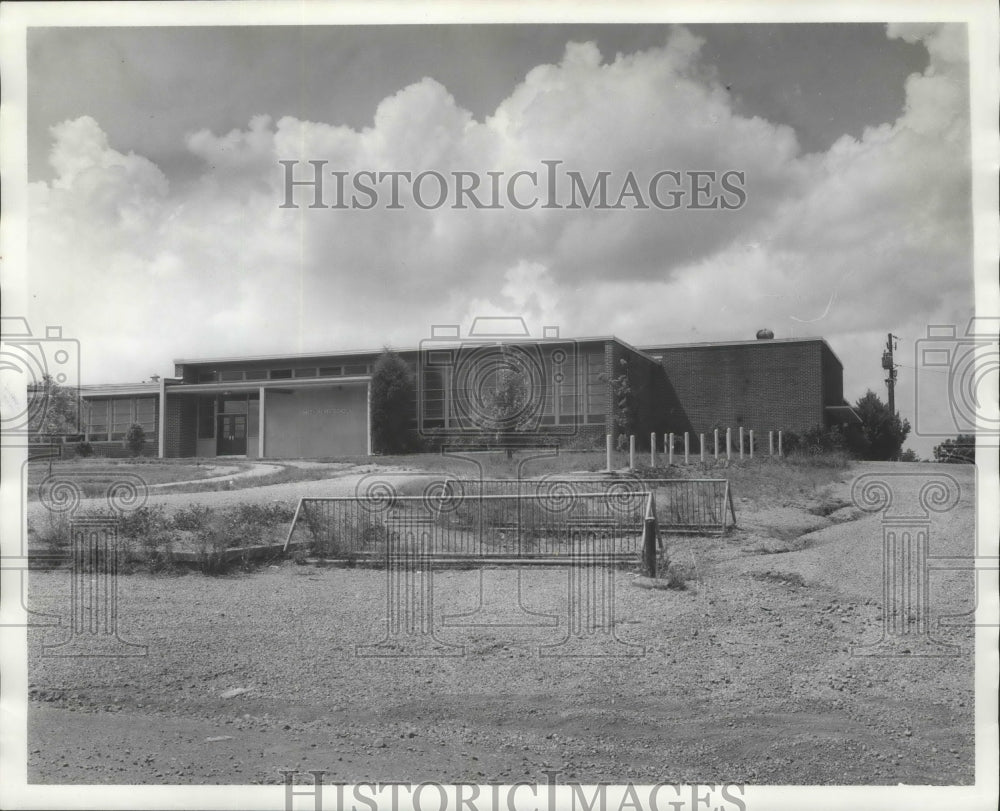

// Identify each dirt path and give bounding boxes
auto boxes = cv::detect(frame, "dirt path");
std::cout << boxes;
[25,463,977,785]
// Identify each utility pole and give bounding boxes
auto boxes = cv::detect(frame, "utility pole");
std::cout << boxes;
[882,333,899,416]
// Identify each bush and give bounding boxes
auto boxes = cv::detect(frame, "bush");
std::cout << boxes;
[370,348,416,454]
[75,441,93,457]
[125,423,146,456]
[661,559,698,590]
[171,503,213,532]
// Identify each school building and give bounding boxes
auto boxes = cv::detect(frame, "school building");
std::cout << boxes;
[74,325,859,459]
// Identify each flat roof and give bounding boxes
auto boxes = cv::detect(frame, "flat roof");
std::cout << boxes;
[640,336,844,368]
[639,336,825,350]
[171,335,640,367]
[164,377,369,394]
[79,382,160,396]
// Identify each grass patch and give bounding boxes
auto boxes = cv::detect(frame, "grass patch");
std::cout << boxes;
[631,454,853,510]
[157,463,350,495]
[334,450,617,478]
[27,458,247,500]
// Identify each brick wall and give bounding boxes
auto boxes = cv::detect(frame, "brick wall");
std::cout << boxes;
[821,343,845,411]
[164,395,197,458]
[647,340,835,434]
[607,342,670,448]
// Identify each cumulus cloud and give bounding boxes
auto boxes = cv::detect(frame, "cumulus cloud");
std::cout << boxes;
[28,21,972,440]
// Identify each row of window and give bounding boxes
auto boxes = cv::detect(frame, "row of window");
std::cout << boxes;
[84,397,157,442]
[420,351,607,423]
[196,364,372,383]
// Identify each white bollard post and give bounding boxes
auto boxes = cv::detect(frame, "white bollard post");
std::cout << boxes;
[606,434,613,471]
[714,429,719,460]
[629,434,636,470]
[749,429,755,459]
[769,430,775,456]
[778,430,784,457]
[684,432,690,464]
[739,426,745,460]
[667,433,674,466]
[650,432,656,467]
[726,428,732,461]
[699,433,706,462]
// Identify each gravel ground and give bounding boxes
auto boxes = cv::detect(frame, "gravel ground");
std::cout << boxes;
[25,464,977,786]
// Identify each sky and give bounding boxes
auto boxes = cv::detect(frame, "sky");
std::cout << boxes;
[23,23,976,455]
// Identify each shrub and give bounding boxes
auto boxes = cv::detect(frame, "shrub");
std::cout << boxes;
[75,441,93,458]
[125,423,146,456]
[370,348,416,454]
[661,559,698,590]
[171,504,213,531]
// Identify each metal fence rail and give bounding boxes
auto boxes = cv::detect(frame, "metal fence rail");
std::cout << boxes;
[442,477,736,534]
[284,491,654,561]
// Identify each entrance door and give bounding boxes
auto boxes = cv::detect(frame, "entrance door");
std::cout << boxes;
[217,414,247,455]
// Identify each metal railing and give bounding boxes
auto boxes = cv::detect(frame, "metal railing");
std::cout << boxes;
[284,490,656,563]
[442,477,736,534]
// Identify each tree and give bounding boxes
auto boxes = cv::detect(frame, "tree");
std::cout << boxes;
[933,434,975,464]
[899,448,921,462]
[125,423,146,456]
[27,373,81,440]
[370,348,415,454]
[484,364,530,459]
[602,358,635,450]
[853,389,911,461]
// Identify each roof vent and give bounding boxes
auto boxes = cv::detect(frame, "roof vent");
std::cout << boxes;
[756,329,774,340]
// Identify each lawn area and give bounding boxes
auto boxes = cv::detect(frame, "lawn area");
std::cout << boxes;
[26,457,242,497]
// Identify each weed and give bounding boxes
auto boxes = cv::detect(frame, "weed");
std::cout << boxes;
[661,559,698,590]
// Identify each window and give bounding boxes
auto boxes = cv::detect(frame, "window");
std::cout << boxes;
[422,367,444,421]
[198,370,217,383]
[270,369,292,379]
[343,363,369,376]
[244,369,267,381]
[585,351,607,418]
[86,400,109,441]
[220,396,248,414]
[219,370,245,382]
[111,399,132,440]
[293,368,317,378]
[197,397,215,439]
[319,366,342,377]
[134,397,156,434]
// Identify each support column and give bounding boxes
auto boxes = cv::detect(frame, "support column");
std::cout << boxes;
[258,386,266,459]
[157,377,166,458]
